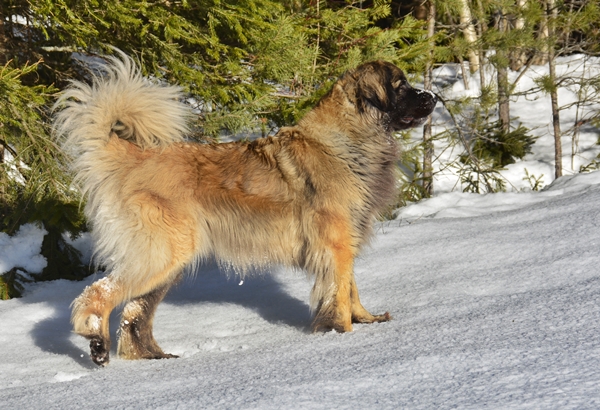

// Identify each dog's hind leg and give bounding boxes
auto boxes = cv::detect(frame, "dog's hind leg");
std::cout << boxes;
[117,273,182,360]
[71,274,125,366]
[72,264,187,365]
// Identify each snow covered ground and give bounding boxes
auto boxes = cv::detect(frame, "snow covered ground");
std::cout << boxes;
[2,170,600,408]
[1,56,600,408]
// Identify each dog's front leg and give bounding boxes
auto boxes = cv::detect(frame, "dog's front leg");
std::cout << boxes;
[311,257,392,331]
[311,249,354,333]
[308,212,391,332]
[309,214,356,333]
[349,276,392,324]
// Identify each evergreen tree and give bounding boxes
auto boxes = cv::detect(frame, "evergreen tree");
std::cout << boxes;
[0,0,432,297]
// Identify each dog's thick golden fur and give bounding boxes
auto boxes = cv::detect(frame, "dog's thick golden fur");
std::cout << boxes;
[54,53,436,366]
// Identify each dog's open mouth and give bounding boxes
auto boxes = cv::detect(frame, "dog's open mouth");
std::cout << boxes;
[400,116,427,126]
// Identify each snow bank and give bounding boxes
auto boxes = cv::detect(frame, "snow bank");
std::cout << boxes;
[397,170,600,220]
[0,224,47,274]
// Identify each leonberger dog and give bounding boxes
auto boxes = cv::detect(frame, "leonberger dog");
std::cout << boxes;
[54,52,436,366]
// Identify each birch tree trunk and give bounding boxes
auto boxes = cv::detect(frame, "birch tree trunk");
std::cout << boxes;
[457,0,480,73]
[474,0,487,95]
[510,0,529,70]
[533,0,550,66]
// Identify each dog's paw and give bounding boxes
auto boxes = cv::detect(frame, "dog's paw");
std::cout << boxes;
[89,336,110,366]
[312,317,353,333]
[352,311,392,324]
[150,352,179,360]
[375,311,392,322]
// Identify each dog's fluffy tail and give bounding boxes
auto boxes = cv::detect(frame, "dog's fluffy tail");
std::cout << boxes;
[54,51,190,158]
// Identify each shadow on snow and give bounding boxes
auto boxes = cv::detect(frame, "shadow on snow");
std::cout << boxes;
[29,262,311,368]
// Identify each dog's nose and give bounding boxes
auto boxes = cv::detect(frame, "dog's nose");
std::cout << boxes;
[417,90,437,116]
[429,91,438,103]
[428,92,438,106]
[416,88,437,102]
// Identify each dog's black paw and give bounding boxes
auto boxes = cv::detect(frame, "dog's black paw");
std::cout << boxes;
[151,353,179,360]
[90,337,110,366]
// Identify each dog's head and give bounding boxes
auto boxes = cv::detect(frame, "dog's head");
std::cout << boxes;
[346,61,437,131]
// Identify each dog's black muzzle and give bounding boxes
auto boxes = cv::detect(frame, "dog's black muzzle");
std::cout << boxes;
[392,88,437,130]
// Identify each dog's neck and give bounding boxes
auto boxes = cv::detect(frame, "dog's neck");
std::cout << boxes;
[294,97,399,229]
[297,95,396,148]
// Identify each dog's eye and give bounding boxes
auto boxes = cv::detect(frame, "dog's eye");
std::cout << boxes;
[392,79,404,89]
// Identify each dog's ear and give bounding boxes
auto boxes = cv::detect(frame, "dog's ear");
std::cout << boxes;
[354,63,395,113]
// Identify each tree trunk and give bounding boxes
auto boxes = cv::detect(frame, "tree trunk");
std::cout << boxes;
[497,66,510,132]
[497,10,510,132]
[546,0,562,178]
[422,0,436,196]
[474,0,487,94]
[0,15,8,66]
[510,0,529,71]
[549,62,561,179]
[532,0,550,66]
[457,0,479,73]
